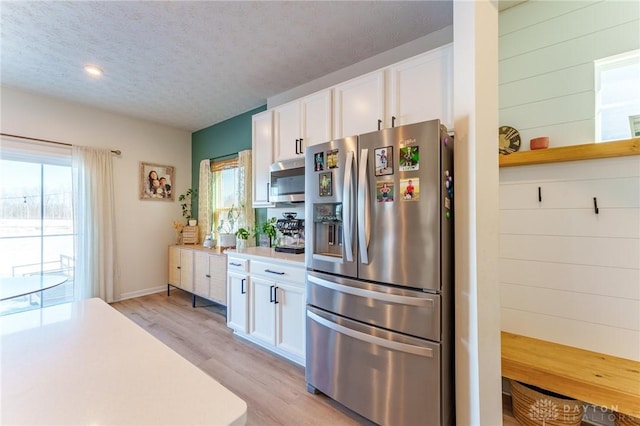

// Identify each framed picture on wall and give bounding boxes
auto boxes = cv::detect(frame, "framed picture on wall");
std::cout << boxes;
[140,162,174,200]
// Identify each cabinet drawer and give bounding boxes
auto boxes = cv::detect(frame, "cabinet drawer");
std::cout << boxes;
[227,257,248,272]
[250,260,305,284]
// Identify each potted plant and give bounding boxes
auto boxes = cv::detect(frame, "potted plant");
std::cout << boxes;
[178,188,198,225]
[259,217,278,247]
[217,205,241,248]
[235,226,253,250]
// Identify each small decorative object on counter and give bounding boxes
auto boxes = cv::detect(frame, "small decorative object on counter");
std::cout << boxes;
[259,217,278,247]
[182,226,198,245]
[530,137,549,150]
[172,220,184,245]
[203,233,214,248]
[235,227,253,250]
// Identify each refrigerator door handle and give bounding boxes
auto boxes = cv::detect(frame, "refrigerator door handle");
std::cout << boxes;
[307,310,433,358]
[358,149,370,264]
[342,150,354,262]
[308,273,436,308]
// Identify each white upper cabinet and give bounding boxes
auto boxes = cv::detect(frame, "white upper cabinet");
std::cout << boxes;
[301,89,332,149]
[333,70,385,139]
[274,89,332,161]
[388,44,453,130]
[274,100,301,162]
[252,110,275,207]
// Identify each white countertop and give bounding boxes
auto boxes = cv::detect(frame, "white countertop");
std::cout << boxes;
[227,246,305,266]
[0,298,247,425]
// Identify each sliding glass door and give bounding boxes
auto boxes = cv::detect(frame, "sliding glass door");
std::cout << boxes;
[0,158,74,314]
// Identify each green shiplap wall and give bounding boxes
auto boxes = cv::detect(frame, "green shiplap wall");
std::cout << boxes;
[190,105,266,221]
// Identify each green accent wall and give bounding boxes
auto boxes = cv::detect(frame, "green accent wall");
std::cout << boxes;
[190,105,266,221]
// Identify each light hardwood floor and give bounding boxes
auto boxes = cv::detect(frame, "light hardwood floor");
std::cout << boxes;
[112,291,520,426]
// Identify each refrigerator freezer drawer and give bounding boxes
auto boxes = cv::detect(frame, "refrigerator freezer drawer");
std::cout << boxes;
[306,307,442,426]
[307,271,441,341]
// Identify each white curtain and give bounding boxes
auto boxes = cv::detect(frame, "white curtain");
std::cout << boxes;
[198,159,212,242]
[72,146,116,302]
[238,150,255,247]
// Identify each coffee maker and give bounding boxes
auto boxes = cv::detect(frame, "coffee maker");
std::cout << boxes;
[275,212,305,254]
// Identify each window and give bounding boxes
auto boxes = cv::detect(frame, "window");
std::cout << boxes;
[0,143,75,314]
[212,157,240,235]
[595,50,640,142]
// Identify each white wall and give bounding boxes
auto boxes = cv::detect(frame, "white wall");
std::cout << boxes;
[499,156,640,361]
[499,0,640,149]
[453,2,502,425]
[497,1,640,362]
[0,87,192,300]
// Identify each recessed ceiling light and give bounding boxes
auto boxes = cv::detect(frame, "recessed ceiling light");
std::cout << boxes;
[84,65,104,77]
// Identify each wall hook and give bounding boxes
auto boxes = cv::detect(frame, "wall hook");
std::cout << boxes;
[593,197,599,214]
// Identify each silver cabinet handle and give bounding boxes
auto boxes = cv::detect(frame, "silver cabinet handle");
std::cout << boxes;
[342,150,354,262]
[358,149,370,264]
[307,310,433,358]
[307,274,435,307]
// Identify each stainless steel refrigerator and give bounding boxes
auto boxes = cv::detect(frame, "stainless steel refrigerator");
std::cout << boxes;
[304,119,454,426]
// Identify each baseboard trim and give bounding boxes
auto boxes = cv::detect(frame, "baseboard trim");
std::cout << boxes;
[116,286,166,302]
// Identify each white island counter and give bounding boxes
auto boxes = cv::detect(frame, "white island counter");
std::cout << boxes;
[1,298,247,425]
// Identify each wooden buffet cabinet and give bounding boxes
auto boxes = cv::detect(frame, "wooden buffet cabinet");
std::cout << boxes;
[168,245,227,307]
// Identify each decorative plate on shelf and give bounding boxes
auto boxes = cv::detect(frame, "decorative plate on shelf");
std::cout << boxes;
[498,126,521,155]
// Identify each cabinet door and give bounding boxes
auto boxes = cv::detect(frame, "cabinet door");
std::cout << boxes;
[249,276,276,346]
[389,44,453,129]
[168,246,181,286]
[301,89,332,149]
[208,254,227,305]
[252,110,275,207]
[275,282,306,360]
[179,249,194,292]
[193,251,210,298]
[274,101,302,162]
[333,71,385,139]
[227,271,249,333]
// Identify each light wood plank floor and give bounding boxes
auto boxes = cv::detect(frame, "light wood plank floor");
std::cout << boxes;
[112,291,520,426]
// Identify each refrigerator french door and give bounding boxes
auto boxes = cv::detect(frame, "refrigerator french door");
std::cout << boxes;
[304,119,454,426]
[305,119,452,290]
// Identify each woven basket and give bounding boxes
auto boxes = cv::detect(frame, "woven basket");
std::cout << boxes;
[509,380,583,426]
[615,412,640,426]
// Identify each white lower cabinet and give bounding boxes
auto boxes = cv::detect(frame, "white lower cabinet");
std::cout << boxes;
[274,281,305,359]
[226,257,249,333]
[249,276,277,345]
[226,253,306,365]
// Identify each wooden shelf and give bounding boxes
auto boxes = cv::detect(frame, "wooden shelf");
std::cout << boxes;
[502,331,640,418]
[499,138,640,167]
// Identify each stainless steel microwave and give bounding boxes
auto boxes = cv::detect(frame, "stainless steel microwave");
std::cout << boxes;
[270,158,305,203]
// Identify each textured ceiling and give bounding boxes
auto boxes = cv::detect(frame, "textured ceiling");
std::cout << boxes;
[1,1,453,132]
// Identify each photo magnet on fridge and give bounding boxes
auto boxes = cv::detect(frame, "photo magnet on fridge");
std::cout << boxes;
[400,178,419,201]
[314,152,325,171]
[376,181,394,202]
[327,149,339,169]
[399,146,419,171]
[375,146,393,176]
[319,172,332,196]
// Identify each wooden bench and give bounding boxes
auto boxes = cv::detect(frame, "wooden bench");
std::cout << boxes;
[501,331,640,418]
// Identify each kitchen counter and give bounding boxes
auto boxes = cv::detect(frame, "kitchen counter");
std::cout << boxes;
[227,246,305,266]
[1,298,247,425]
